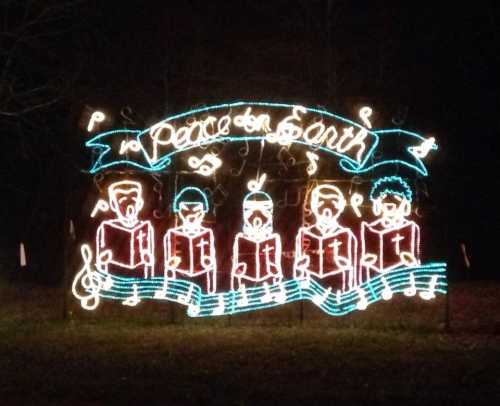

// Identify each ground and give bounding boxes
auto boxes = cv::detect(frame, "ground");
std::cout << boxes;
[1,278,499,405]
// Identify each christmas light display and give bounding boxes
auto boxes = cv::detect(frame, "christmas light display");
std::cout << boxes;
[72,101,447,318]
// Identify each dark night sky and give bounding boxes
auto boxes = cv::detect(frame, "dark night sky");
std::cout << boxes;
[2,1,499,281]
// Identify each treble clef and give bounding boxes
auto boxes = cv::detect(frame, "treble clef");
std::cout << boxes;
[71,244,104,311]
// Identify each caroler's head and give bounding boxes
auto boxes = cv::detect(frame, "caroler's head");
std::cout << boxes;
[243,191,273,238]
[173,187,209,229]
[109,180,144,227]
[311,184,346,227]
[370,176,412,226]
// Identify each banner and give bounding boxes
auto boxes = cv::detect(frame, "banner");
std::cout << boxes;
[86,102,437,176]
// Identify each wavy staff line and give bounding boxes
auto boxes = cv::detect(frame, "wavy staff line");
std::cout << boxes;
[92,263,447,317]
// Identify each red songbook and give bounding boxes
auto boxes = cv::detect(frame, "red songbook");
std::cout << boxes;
[362,220,419,272]
[167,228,214,276]
[299,226,355,278]
[234,234,280,281]
[97,220,152,268]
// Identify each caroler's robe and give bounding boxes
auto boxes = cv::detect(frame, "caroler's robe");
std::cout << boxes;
[96,219,154,278]
[164,227,216,293]
[360,218,420,282]
[295,225,357,292]
[231,232,283,289]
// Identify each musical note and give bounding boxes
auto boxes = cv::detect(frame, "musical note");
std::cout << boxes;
[336,289,341,305]
[188,302,200,316]
[381,277,393,301]
[350,193,363,218]
[212,294,225,315]
[71,244,103,311]
[404,272,417,297]
[359,106,373,129]
[356,287,368,310]
[123,284,140,307]
[247,173,267,192]
[178,284,194,305]
[90,199,109,218]
[273,282,287,304]
[260,282,273,304]
[238,139,250,157]
[230,159,246,176]
[236,284,249,307]
[188,153,222,176]
[154,278,169,299]
[103,274,113,291]
[313,287,332,306]
[419,275,438,301]
[87,111,105,132]
[299,273,311,289]
[409,137,437,159]
[306,151,319,175]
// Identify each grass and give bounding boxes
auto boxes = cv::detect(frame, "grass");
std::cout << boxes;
[1,278,499,405]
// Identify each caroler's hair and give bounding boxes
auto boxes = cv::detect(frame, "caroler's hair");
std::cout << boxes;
[173,187,209,213]
[369,176,412,202]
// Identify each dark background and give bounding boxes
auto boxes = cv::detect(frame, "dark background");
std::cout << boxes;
[2,0,499,283]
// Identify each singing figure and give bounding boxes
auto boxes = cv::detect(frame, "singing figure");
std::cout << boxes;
[231,190,283,290]
[96,180,154,278]
[360,176,420,281]
[164,187,216,293]
[294,184,357,291]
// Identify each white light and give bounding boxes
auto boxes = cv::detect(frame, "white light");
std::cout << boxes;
[247,173,267,192]
[87,111,105,132]
[356,287,368,310]
[359,106,373,129]
[236,284,249,307]
[381,277,393,301]
[260,282,273,303]
[122,284,140,306]
[187,153,222,176]
[19,242,27,268]
[305,151,319,175]
[211,294,225,315]
[404,272,417,297]
[350,193,363,218]
[273,282,287,304]
[312,287,331,306]
[178,285,194,305]
[90,199,109,218]
[409,137,436,159]
[419,275,438,301]
[71,244,103,311]
[154,278,168,299]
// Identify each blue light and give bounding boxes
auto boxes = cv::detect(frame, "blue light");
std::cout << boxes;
[85,102,435,176]
[91,263,447,317]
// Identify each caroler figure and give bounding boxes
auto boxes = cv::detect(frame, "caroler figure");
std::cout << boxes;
[231,183,283,290]
[360,176,420,282]
[163,187,217,293]
[96,180,154,278]
[294,184,357,292]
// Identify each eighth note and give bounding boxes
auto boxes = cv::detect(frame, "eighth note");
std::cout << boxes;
[305,151,319,175]
[381,277,393,301]
[419,275,438,301]
[188,153,222,176]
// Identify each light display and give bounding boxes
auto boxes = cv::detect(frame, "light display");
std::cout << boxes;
[72,101,447,317]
